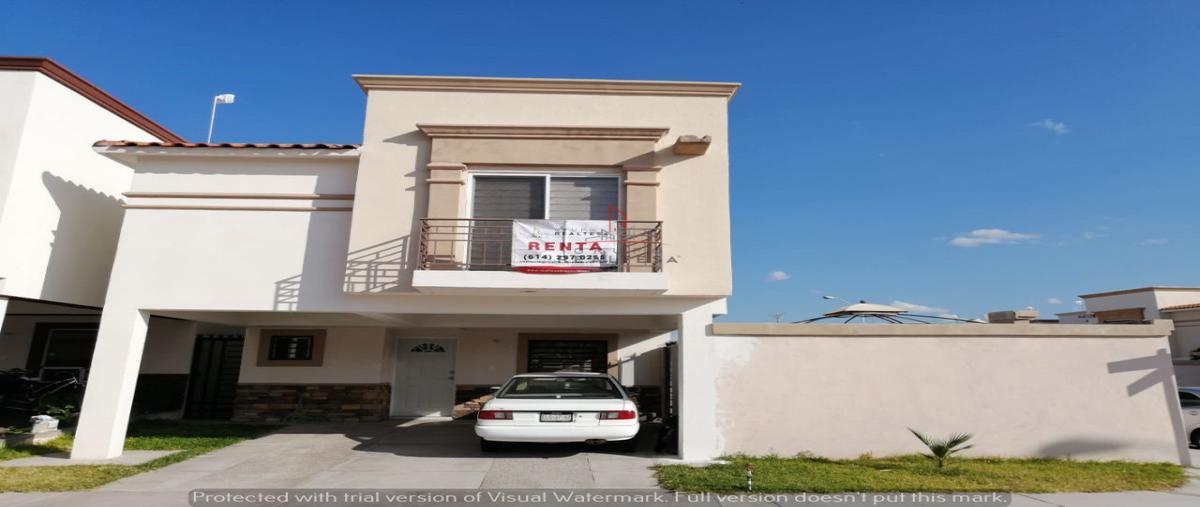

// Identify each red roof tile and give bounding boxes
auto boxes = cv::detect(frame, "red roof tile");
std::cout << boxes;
[94,140,359,150]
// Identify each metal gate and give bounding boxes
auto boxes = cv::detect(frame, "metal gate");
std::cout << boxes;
[184,334,243,419]
[526,339,608,373]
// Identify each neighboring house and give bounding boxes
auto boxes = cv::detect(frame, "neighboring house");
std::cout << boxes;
[0,57,214,414]
[1054,310,1095,324]
[1071,286,1200,385]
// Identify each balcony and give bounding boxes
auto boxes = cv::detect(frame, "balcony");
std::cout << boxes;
[412,218,669,295]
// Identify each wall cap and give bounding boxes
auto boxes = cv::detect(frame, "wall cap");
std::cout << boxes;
[354,74,740,99]
[417,124,669,141]
[710,320,1175,338]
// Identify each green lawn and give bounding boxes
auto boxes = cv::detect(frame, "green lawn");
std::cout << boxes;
[0,421,280,492]
[656,454,1188,493]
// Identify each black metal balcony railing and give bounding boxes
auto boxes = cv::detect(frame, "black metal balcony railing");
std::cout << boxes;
[418,218,663,272]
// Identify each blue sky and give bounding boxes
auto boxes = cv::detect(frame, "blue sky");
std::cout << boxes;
[4,1,1198,322]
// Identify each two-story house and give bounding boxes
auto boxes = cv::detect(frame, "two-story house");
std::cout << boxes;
[73,74,739,460]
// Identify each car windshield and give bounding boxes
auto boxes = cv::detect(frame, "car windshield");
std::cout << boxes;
[497,376,623,399]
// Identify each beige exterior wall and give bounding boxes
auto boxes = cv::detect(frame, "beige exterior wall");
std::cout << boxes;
[231,325,668,388]
[393,327,670,387]
[349,83,735,297]
[698,322,1189,464]
[238,327,391,384]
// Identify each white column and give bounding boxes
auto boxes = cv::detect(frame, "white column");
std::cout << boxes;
[676,301,724,461]
[70,308,149,459]
[0,297,8,335]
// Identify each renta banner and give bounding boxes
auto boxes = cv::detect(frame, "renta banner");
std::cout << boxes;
[511,219,618,273]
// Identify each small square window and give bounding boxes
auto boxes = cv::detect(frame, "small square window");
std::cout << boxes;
[258,329,325,367]
[268,335,313,361]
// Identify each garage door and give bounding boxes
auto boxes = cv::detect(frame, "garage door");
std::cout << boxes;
[526,339,608,373]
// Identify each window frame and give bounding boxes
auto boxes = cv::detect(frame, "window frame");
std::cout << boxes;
[256,329,326,367]
[268,335,314,361]
[465,168,624,221]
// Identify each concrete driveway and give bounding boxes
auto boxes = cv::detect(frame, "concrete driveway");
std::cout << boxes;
[111,418,665,491]
[1,429,1196,507]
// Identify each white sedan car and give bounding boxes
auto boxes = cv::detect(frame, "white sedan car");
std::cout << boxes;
[475,372,639,452]
[1181,387,1200,448]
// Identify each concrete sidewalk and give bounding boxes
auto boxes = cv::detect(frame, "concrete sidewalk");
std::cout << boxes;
[0,424,1196,506]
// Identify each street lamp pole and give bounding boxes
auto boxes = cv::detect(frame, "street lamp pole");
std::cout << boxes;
[206,93,236,143]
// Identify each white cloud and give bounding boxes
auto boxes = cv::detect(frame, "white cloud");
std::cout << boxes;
[1140,238,1169,246]
[1031,118,1070,135]
[891,300,957,319]
[767,270,790,281]
[949,228,1040,247]
[1081,231,1106,240]
[1047,298,1064,305]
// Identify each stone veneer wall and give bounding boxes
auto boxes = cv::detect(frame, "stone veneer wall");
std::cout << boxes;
[231,383,390,423]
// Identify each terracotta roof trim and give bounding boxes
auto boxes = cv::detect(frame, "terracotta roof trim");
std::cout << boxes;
[94,140,360,150]
[0,56,184,143]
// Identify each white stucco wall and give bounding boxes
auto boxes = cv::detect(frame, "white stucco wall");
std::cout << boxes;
[701,323,1189,464]
[1150,290,1200,317]
[0,71,37,229]
[0,70,166,309]
[0,72,163,307]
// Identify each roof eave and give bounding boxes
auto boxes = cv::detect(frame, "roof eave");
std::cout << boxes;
[352,74,741,100]
[92,144,361,163]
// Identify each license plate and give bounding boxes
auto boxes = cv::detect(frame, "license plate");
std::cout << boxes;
[539,412,573,422]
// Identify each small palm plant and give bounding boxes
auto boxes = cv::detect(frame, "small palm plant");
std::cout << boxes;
[908,428,974,469]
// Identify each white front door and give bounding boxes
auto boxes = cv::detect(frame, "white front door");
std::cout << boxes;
[392,339,457,417]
